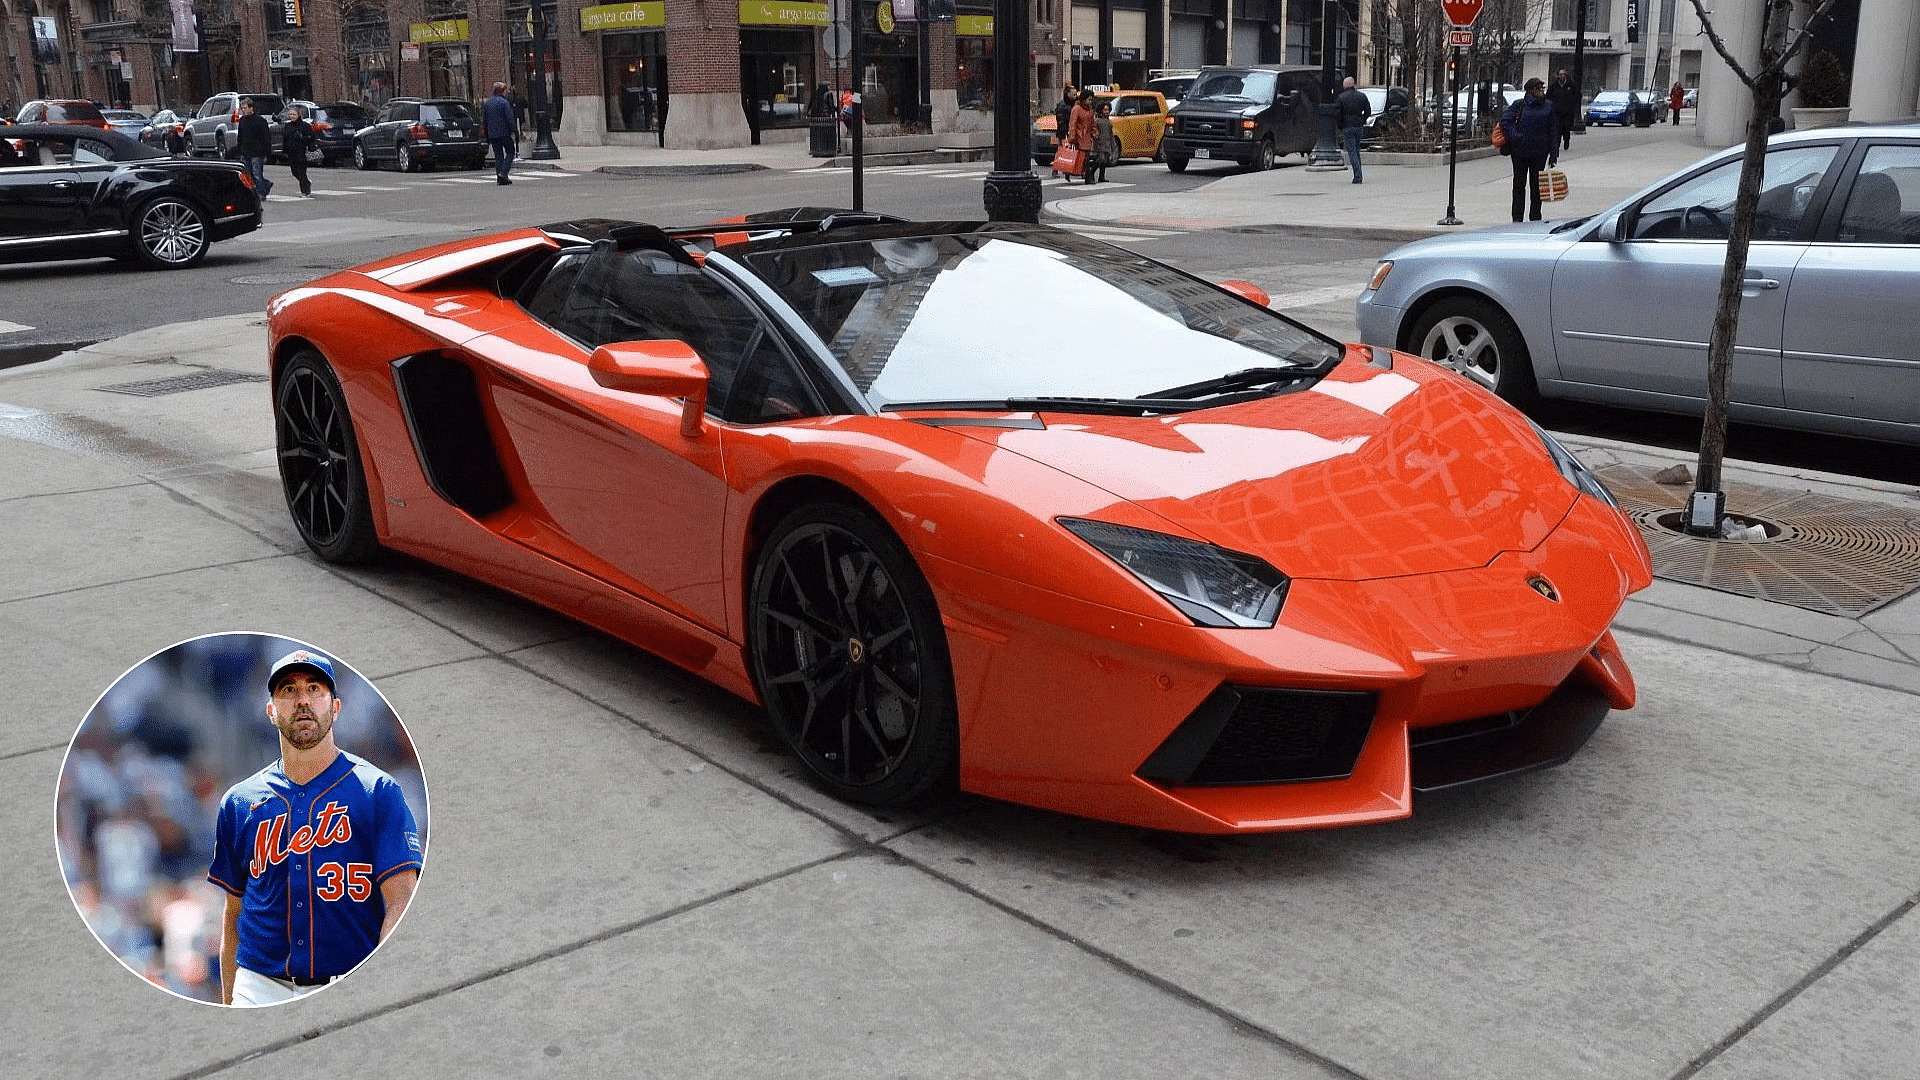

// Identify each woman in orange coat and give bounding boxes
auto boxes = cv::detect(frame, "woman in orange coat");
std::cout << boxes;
[1064,89,1097,183]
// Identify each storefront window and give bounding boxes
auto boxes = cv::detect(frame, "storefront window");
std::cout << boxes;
[955,8,992,112]
[740,29,814,131]
[603,31,666,133]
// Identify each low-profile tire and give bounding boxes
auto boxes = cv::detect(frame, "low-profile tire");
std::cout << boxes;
[275,350,381,563]
[1166,155,1189,173]
[130,197,210,269]
[748,503,959,807]
[353,142,373,170]
[1407,297,1539,406]
[1254,138,1276,171]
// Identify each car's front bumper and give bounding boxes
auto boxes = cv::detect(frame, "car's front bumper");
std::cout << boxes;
[1160,136,1257,164]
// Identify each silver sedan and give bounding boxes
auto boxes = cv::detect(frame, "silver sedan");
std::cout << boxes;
[1356,122,1920,446]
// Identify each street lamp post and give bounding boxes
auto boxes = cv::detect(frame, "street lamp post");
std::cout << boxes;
[528,2,560,159]
[981,0,1039,221]
[1307,0,1345,166]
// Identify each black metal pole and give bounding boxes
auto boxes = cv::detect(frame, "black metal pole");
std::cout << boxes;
[529,2,560,159]
[918,5,932,128]
[851,1,864,210]
[982,0,1038,221]
[1438,44,1462,225]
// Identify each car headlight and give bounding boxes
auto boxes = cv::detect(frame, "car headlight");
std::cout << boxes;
[1530,422,1619,508]
[1058,518,1289,628]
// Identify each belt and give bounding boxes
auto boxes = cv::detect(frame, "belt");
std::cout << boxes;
[285,974,336,987]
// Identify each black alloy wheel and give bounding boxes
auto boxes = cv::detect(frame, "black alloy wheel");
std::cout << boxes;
[130,197,210,269]
[748,504,958,806]
[275,351,380,563]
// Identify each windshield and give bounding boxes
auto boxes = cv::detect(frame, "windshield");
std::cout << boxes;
[1186,70,1275,103]
[423,103,477,124]
[738,227,1341,409]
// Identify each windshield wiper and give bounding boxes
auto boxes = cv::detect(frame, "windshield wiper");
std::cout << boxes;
[1141,366,1311,400]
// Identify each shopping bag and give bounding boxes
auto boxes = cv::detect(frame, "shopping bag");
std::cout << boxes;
[1051,143,1085,177]
[1538,167,1569,203]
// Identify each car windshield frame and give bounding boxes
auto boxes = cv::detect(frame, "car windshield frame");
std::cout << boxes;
[732,224,1343,412]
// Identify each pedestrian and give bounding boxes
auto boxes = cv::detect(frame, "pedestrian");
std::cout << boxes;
[280,104,314,198]
[1064,88,1096,184]
[1669,81,1685,125]
[508,85,528,137]
[1547,68,1580,151]
[1497,77,1559,223]
[1050,83,1076,177]
[1334,76,1371,183]
[1087,100,1118,184]
[235,97,272,203]
[809,83,835,119]
[207,650,422,1007]
[484,81,516,186]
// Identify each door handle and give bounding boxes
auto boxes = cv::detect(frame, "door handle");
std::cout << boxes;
[1745,277,1781,290]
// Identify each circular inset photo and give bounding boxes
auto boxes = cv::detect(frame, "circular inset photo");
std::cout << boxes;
[56,633,427,1007]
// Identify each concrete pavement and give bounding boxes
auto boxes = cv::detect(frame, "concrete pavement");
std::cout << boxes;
[2,120,1917,1079]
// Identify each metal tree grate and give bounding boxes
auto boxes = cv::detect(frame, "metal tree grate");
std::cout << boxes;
[95,370,268,397]
[1595,464,1920,617]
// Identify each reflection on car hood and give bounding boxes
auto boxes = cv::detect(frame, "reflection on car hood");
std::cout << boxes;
[976,356,1576,580]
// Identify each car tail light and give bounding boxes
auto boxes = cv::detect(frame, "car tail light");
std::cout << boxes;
[238,171,256,191]
[410,124,430,140]
[311,121,331,132]
[230,108,241,124]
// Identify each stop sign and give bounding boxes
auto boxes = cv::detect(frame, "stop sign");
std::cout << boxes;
[1442,0,1483,25]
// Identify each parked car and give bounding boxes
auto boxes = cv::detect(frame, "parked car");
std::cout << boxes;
[1160,65,1324,172]
[186,92,285,158]
[1585,90,1664,126]
[1357,121,1920,446]
[287,100,372,166]
[1358,85,1412,144]
[1029,89,1168,165]
[1684,87,1699,108]
[352,97,486,172]
[100,109,150,137]
[138,109,192,154]
[1145,69,1198,109]
[265,209,1651,833]
[0,124,260,269]
[1436,84,1520,131]
[11,99,110,130]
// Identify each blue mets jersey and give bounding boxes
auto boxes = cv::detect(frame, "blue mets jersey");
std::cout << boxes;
[207,751,423,981]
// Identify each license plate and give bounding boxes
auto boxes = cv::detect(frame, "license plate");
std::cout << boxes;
[1194,148,1211,159]
[446,128,463,138]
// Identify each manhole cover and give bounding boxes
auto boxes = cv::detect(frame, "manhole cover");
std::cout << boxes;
[1596,463,1920,617]
[95,370,268,397]
[227,272,316,285]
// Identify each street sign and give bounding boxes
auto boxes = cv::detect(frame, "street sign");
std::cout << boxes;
[267,48,292,68]
[1441,0,1483,27]
[823,23,851,60]
[1449,29,1473,47]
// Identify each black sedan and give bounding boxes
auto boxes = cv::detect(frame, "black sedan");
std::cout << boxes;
[0,124,261,269]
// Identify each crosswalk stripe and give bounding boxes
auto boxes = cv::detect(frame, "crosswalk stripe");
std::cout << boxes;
[1268,284,1363,308]
[0,321,32,334]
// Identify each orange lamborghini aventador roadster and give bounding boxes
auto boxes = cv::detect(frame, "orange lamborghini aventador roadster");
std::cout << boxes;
[268,210,1652,834]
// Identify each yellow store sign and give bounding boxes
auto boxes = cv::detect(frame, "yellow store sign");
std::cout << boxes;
[955,14,993,36]
[739,1,829,26]
[408,18,469,43]
[580,2,666,31]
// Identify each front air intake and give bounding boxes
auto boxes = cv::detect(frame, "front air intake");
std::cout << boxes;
[1138,685,1376,786]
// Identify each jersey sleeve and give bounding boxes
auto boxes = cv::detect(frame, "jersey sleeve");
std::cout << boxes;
[370,776,423,884]
[205,794,246,897]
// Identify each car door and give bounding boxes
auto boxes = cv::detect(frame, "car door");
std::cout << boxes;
[1548,141,1842,411]
[1779,140,1920,430]
[1110,94,1159,157]
[0,136,85,241]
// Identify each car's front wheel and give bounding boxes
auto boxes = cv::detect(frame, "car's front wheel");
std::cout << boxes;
[1166,155,1188,173]
[1407,297,1539,405]
[130,197,210,269]
[275,351,381,563]
[748,503,959,807]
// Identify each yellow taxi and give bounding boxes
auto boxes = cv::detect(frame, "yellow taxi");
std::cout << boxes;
[1031,89,1169,165]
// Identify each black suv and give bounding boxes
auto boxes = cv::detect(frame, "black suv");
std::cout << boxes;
[287,100,372,166]
[353,98,486,172]
[186,92,285,158]
[1160,66,1323,173]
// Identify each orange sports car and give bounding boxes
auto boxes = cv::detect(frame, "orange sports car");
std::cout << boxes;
[269,211,1651,834]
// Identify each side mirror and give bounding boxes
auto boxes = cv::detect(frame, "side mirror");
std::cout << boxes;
[588,339,711,438]
[1594,211,1629,243]
[1218,279,1272,307]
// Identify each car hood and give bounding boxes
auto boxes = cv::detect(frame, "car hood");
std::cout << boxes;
[964,353,1577,581]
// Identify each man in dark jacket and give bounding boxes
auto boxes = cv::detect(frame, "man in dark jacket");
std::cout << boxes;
[1334,77,1372,183]
[484,82,517,185]
[236,97,273,201]
[1546,69,1580,151]
[280,104,314,198]
[1499,78,1559,222]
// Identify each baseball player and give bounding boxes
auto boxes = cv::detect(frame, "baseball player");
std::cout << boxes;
[207,649,422,1006]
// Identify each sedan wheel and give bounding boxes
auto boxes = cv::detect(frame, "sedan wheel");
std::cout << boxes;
[1408,298,1539,405]
[131,198,209,269]
[275,351,380,563]
[748,504,958,806]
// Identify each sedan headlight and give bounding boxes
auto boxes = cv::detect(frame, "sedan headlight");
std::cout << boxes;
[1530,422,1619,508]
[1058,518,1289,628]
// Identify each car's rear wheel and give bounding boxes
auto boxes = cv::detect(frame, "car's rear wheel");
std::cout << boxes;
[399,141,420,172]
[1408,297,1539,406]
[275,351,381,563]
[354,142,373,170]
[748,503,958,807]
[130,197,210,269]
